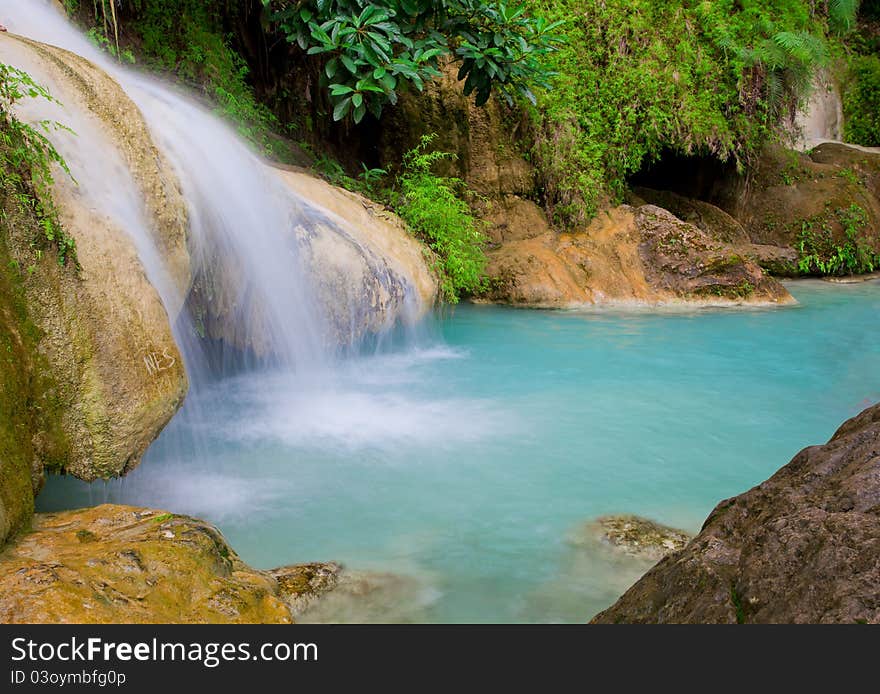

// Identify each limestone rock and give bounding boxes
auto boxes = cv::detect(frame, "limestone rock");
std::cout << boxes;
[185,166,438,355]
[0,192,64,546]
[632,187,750,245]
[0,34,188,481]
[719,145,880,254]
[2,35,191,313]
[788,70,844,151]
[0,505,292,623]
[484,195,553,244]
[269,562,342,617]
[592,402,880,624]
[808,142,880,201]
[635,205,792,303]
[280,168,438,344]
[480,205,793,307]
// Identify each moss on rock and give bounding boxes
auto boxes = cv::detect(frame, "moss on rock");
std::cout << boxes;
[0,505,295,624]
[0,149,72,547]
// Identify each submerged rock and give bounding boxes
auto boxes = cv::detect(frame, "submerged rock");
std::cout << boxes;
[0,505,292,623]
[285,566,439,624]
[592,402,880,624]
[269,562,343,616]
[574,515,693,562]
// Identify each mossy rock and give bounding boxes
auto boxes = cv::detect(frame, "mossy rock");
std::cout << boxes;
[573,515,693,562]
[0,505,294,624]
[0,170,71,547]
[731,145,880,258]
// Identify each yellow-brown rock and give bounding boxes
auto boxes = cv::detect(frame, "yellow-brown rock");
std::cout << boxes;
[480,205,793,307]
[0,505,293,624]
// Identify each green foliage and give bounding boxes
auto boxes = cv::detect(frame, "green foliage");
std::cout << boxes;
[81,1,282,155]
[263,0,563,123]
[86,27,135,63]
[829,0,862,34]
[837,2,879,145]
[843,53,880,146]
[796,204,880,275]
[0,64,76,266]
[529,0,839,226]
[396,134,488,302]
[312,154,389,197]
[730,583,746,624]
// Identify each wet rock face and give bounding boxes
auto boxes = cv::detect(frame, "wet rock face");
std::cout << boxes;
[0,505,292,624]
[185,167,438,356]
[0,35,188,482]
[576,516,693,563]
[284,170,437,346]
[592,402,880,624]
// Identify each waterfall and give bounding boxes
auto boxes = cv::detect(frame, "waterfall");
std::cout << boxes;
[0,0,437,384]
[0,0,337,382]
[1,0,437,504]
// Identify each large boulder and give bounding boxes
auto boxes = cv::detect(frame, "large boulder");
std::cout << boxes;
[185,166,439,355]
[592,402,880,624]
[480,205,793,307]
[279,168,438,344]
[0,34,189,482]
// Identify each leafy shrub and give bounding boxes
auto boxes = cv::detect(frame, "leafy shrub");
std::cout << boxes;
[396,134,488,302]
[796,204,880,275]
[843,53,880,146]
[0,64,76,266]
[262,0,564,123]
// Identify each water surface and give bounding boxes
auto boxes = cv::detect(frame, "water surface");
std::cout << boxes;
[39,280,880,622]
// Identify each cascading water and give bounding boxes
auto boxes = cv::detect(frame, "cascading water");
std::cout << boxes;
[1,0,453,550]
[0,0,331,380]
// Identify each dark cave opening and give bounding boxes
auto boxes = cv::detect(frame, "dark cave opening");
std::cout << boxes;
[627,149,741,206]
